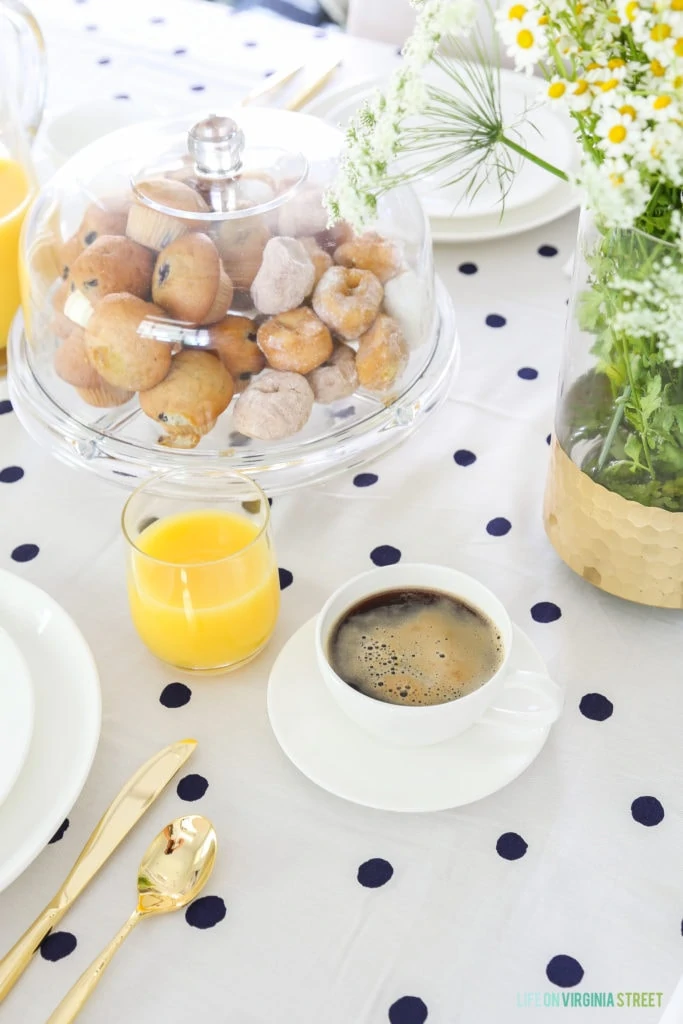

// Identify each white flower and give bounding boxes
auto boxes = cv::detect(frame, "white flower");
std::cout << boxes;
[498,11,549,73]
[579,159,650,227]
[596,108,642,156]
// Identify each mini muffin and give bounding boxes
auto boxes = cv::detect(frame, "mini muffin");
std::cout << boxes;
[334,232,403,284]
[307,343,358,404]
[257,307,333,375]
[54,329,133,407]
[85,293,172,391]
[208,316,266,391]
[152,233,233,325]
[233,369,314,440]
[139,349,234,448]
[300,237,333,286]
[312,266,383,341]
[278,183,329,237]
[250,237,315,316]
[214,217,270,290]
[356,314,408,392]
[126,179,209,251]
[77,200,130,247]
[64,236,155,326]
[58,233,86,280]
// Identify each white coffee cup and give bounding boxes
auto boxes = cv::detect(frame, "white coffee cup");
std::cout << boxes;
[315,563,564,746]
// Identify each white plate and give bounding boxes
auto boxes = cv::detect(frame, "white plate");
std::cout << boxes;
[307,70,579,240]
[267,617,556,813]
[0,570,101,891]
[0,629,34,810]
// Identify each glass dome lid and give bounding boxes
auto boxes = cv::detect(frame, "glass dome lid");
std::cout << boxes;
[11,107,457,492]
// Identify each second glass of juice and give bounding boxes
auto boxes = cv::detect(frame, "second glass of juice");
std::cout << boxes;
[123,469,280,674]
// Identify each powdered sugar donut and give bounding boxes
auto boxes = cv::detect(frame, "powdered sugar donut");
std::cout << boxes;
[233,369,314,440]
[312,266,383,341]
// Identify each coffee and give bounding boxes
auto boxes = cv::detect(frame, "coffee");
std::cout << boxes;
[328,588,503,707]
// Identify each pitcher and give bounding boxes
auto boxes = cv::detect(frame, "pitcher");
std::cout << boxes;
[0,0,46,376]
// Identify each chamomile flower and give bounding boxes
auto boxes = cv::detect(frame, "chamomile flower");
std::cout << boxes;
[645,91,680,119]
[596,108,642,156]
[579,159,650,227]
[499,11,549,73]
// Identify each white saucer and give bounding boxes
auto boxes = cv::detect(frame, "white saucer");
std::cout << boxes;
[267,617,555,812]
[0,570,101,891]
[0,628,34,810]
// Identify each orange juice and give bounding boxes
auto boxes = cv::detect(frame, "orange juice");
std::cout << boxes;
[0,159,31,356]
[127,508,280,671]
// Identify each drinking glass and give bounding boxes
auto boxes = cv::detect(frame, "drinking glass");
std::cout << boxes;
[0,0,45,376]
[122,470,280,674]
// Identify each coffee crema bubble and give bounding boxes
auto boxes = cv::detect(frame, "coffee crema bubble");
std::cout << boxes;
[328,588,504,707]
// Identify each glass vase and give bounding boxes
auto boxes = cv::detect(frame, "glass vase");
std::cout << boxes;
[544,210,683,607]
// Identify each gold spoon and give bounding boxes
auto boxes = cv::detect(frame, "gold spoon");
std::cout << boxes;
[46,815,218,1024]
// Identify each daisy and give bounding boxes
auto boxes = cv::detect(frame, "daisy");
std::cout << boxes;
[596,108,643,156]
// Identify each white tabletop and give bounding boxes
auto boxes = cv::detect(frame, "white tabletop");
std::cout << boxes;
[1,1,681,1022]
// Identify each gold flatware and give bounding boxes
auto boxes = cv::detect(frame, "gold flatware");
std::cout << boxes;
[285,57,342,112]
[47,815,217,1024]
[0,738,197,1003]
[240,61,304,107]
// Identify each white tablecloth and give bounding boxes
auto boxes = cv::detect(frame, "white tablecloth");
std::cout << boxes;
[1,2,682,1022]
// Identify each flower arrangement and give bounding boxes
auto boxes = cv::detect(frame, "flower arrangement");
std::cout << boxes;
[328,0,683,512]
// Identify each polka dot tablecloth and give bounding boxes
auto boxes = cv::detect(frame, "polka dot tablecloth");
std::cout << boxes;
[2,3,683,1022]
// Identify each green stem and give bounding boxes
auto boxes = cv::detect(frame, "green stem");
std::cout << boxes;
[621,339,656,477]
[498,134,570,182]
[597,385,630,472]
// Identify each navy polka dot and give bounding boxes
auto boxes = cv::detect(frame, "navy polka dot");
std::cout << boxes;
[496,832,527,860]
[177,774,209,802]
[453,449,476,467]
[49,819,70,844]
[97,57,111,64]
[518,367,538,380]
[114,93,130,100]
[539,245,558,257]
[579,693,613,721]
[279,568,293,590]
[173,47,187,55]
[191,84,205,92]
[357,858,394,888]
[546,955,584,988]
[313,28,327,38]
[263,69,276,77]
[486,314,506,328]
[85,23,98,30]
[389,996,428,1023]
[531,601,561,623]
[244,40,258,47]
[185,895,226,929]
[546,434,552,445]
[486,517,511,537]
[458,262,478,275]
[40,932,77,962]
[354,473,378,487]
[159,682,192,708]
[0,466,23,483]
[0,400,13,414]
[371,545,401,567]
[631,796,664,827]
[150,15,165,22]
[11,544,39,563]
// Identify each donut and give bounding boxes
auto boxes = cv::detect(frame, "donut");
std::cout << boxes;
[233,369,314,440]
[257,307,333,375]
[312,266,383,341]
[356,314,408,392]
[334,231,403,284]
[307,343,358,404]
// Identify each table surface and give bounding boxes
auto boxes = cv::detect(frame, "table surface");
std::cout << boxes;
[2,2,682,1022]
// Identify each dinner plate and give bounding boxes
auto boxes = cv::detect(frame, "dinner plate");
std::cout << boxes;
[0,570,101,892]
[0,628,34,810]
[307,69,579,239]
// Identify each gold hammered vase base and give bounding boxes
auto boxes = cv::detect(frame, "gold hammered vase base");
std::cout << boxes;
[544,440,683,608]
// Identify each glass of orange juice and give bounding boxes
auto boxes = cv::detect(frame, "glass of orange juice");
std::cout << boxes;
[122,469,280,674]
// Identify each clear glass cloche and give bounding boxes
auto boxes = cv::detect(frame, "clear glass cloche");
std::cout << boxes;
[10,107,457,491]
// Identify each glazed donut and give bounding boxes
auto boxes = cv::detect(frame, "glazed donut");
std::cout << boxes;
[233,369,314,440]
[356,314,408,392]
[334,231,404,284]
[257,307,333,375]
[312,266,383,341]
